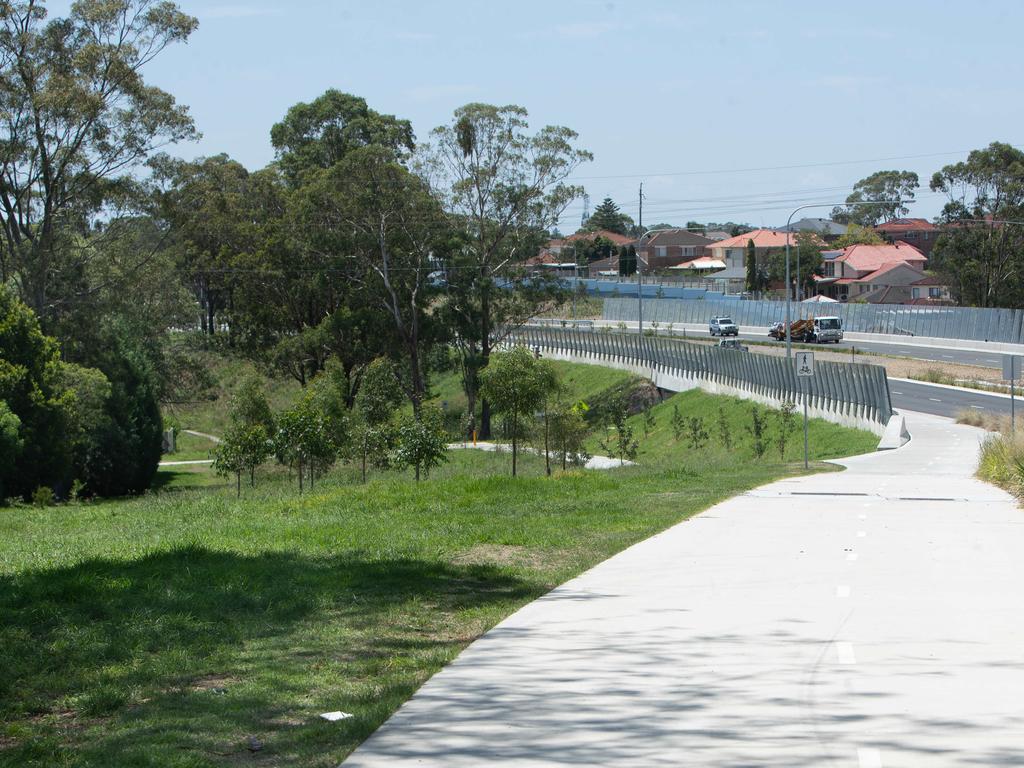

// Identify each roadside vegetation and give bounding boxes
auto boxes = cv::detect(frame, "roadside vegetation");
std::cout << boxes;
[0,357,877,768]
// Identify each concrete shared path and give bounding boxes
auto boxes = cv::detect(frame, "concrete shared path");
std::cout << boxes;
[344,412,1024,767]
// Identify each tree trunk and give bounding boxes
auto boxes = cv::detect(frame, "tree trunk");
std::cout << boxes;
[511,409,517,477]
[361,444,367,483]
[544,411,551,476]
[481,398,493,441]
[250,467,255,487]
[236,472,240,498]
[415,463,421,482]
[298,458,304,494]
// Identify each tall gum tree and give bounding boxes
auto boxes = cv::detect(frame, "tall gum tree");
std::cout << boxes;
[0,0,198,325]
[930,142,1024,307]
[418,103,590,438]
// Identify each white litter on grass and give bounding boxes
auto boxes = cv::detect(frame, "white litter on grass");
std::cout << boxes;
[320,711,353,722]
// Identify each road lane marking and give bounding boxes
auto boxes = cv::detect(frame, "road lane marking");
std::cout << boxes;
[836,642,857,664]
[836,585,851,598]
[971,405,985,410]
[858,748,883,767]
[942,355,954,359]
[929,398,942,402]
[892,391,903,395]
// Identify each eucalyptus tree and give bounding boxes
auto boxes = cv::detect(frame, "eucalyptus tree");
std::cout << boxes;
[419,103,591,437]
[831,170,919,226]
[929,142,1024,307]
[299,146,450,412]
[0,0,198,324]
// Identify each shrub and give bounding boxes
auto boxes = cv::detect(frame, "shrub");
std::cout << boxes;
[716,406,733,451]
[746,405,768,459]
[686,416,709,450]
[671,404,685,442]
[393,406,448,481]
[214,423,273,496]
[32,486,54,508]
[776,400,797,460]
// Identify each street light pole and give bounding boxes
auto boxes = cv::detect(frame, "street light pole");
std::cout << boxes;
[783,201,903,359]
[636,227,674,337]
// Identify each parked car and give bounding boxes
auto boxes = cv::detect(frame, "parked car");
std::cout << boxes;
[718,338,748,352]
[709,316,739,336]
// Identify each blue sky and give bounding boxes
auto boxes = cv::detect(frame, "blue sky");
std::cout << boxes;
[51,0,1024,229]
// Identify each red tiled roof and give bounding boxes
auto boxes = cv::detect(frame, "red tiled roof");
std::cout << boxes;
[525,250,560,266]
[705,229,823,250]
[875,218,938,232]
[855,261,920,283]
[911,274,948,286]
[837,243,926,272]
[562,229,635,246]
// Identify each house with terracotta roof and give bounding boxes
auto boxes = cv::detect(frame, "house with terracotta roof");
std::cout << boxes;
[531,229,637,274]
[637,228,714,270]
[814,242,927,302]
[701,229,824,288]
[874,218,939,256]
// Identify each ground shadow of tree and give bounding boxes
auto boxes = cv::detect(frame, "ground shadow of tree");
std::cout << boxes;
[0,545,538,766]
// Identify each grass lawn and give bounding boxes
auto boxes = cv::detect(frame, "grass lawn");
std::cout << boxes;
[0,370,879,767]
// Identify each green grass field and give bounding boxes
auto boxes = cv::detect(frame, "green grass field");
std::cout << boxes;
[0,361,879,768]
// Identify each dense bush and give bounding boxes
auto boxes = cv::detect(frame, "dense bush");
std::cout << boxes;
[0,292,164,500]
[0,290,75,499]
[73,326,164,497]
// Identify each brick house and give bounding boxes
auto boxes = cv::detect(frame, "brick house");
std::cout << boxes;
[874,218,939,256]
[637,228,714,270]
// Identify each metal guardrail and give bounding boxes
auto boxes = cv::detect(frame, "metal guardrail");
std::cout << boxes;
[513,327,894,427]
[602,296,1024,344]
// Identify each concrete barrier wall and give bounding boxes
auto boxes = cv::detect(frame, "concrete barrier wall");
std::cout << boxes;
[513,328,894,439]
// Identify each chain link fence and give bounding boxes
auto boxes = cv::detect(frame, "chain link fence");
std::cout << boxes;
[601,296,1024,344]
[513,327,893,430]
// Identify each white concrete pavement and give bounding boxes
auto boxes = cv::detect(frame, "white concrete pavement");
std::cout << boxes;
[343,412,1024,767]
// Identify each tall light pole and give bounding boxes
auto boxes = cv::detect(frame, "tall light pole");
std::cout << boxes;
[636,227,674,336]
[783,201,903,358]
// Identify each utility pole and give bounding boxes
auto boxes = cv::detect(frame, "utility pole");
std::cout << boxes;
[638,182,644,336]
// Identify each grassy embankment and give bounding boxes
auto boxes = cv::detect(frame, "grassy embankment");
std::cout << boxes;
[0,356,878,768]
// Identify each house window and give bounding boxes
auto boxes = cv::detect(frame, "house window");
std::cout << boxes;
[912,287,921,299]
[904,231,917,239]
[929,287,941,298]
[824,262,834,277]
[924,231,931,240]
[656,246,667,258]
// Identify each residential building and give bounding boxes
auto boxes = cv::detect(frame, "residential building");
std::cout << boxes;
[637,229,714,270]
[701,229,824,287]
[874,218,939,256]
[909,274,954,303]
[703,230,732,242]
[815,242,927,301]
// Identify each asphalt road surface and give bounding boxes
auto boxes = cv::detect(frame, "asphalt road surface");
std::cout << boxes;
[888,378,1014,419]
[726,331,1005,369]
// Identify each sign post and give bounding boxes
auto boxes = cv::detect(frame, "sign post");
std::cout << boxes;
[1003,355,1020,433]
[796,352,815,469]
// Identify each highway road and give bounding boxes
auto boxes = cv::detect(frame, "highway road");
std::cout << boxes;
[726,331,1005,369]
[889,378,1014,419]
[547,320,1010,368]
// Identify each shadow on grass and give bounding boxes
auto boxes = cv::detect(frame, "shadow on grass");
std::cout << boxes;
[0,546,538,766]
